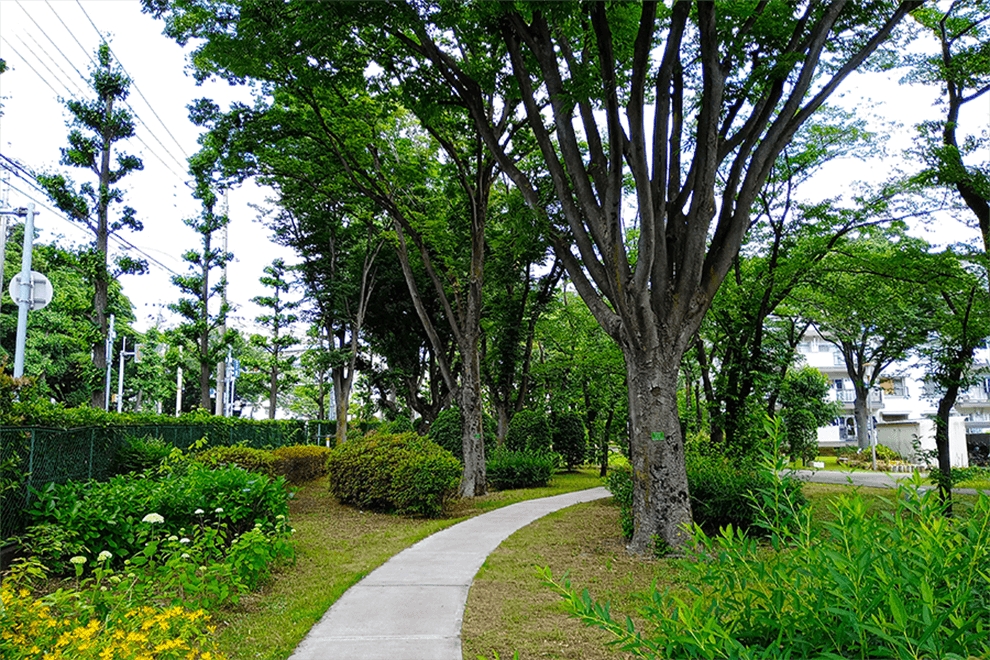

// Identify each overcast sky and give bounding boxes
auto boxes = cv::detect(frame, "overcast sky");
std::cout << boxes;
[0,0,294,334]
[0,1,984,337]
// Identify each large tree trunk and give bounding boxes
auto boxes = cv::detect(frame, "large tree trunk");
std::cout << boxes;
[852,388,871,451]
[459,340,486,496]
[625,346,692,553]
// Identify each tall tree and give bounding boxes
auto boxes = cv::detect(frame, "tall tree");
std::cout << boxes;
[245,258,300,419]
[36,44,145,408]
[909,2,989,255]
[917,249,990,512]
[147,0,919,550]
[794,232,943,451]
[169,185,233,411]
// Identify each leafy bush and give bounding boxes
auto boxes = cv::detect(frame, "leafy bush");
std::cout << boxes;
[875,443,901,462]
[24,463,289,568]
[377,416,415,435]
[552,411,586,470]
[427,406,497,461]
[112,435,172,474]
[194,445,284,478]
[551,478,990,660]
[687,452,806,533]
[326,432,461,517]
[486,447,557,490]
[604,469,634,539]
[272,445,331,483]
[506,409,552,453]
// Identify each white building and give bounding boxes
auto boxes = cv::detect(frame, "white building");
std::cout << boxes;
[794,329,988,468]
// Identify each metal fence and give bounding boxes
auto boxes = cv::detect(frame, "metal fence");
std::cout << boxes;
[0,421,337,542]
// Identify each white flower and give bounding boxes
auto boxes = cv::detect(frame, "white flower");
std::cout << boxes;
[142,513,165,524]
[181,553,191,559]
[168,535,179,542]
[127,573,136,579]
[275,514,285,521]
[97,551,112,562]
[180,538,190,544]
[70,556,87,565]
[215,507,224,514]
[194,509,204,515]
[199,566,208,572]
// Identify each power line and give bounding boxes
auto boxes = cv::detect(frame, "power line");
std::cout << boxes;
[73,0,192,167]
[17,0,195,186]
[0,154,183,277]
[0,35,64,98]
[15,0,88,95]
[4,12,193,187]
[17,32,86,99]
[42,0,98,69]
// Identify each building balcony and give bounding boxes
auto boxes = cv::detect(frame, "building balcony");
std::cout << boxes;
[835,390,883,406]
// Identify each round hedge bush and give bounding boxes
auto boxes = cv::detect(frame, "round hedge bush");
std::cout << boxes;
[506,409,551,453]
[427,407,497,462]
[552,411,586,470]
[326,432,462,517]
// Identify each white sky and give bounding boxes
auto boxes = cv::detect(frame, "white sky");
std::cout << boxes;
[0,0,295,334]
[0,1,985,339]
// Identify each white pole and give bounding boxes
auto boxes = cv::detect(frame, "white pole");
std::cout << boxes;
[13,203,36,378]
[0,213,8,308]
[117,337,127,413]
[176,347,183,416]
[104,314,115,410]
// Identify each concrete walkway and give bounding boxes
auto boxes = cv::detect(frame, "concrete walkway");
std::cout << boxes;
[288,487,610,660]
[793,468,985,496]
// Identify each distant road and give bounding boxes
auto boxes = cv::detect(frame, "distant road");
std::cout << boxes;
[791,469,986,496]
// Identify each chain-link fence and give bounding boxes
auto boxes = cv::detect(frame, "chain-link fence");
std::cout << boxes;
[0,421,336,542]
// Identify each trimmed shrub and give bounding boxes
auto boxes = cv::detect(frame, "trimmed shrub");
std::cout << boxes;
[486,447,557,490]
[272,445,331,483]
[552,411,586,470]
[195,445,284,478]
[113,435,172,475]
[377,416,415,435]
[506,409,552,453]
[427,407,497,461]
[326,432,461,517]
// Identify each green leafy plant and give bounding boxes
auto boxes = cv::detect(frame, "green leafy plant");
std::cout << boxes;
[505,410,552,454]
[326,432,462,517]
[112,435,172,475]
[551,444,990,659]
[486,447,558,490]
[551,411,586,470]
[272,445,331,483]
[24,463,289,570]
[427,406,497,462]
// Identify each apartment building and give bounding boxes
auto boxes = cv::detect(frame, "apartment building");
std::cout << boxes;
[794,329,987,467]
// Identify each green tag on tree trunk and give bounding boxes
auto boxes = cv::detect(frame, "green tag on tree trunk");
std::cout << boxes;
[651,431,665,443]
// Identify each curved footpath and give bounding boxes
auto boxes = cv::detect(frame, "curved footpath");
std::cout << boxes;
[288,486,610,660]
[287,470,985,660]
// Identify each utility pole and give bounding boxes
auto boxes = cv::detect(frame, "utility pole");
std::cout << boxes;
[12,203,36,378]
[175,345,183,416]
[104,313,116,410]
[215,188,229,416]
[116,337,136,413]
